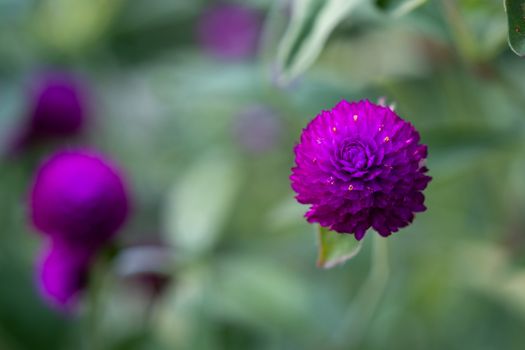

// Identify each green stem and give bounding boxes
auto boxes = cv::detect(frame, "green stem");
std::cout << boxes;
[84,253,109,350]
[332,234,389,349]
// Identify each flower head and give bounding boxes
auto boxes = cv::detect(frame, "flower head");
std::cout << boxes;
[30,150,129,249]
[10,72,88,153]
[290,100,431,240]
[197,3,263,60]
[37,241,92,310]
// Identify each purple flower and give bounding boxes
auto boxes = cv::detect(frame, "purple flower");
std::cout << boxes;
[30,150,130,249]
[197,3,263,60]
[233,105,283,154]
[29,150,130,309]
[10,72,88,153]
[290,100,431,240]
[37,241,92,311]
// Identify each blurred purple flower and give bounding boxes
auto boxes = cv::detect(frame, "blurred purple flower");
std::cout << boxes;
[233,105,283,154]
[10,72,88,153]
[29,150,130,310]
[30,150,130,250]
[290,100,431,240]
[197,3,263,60]
[37,241,92,311]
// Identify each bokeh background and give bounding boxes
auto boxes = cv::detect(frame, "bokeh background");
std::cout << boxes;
[1,0,525,349]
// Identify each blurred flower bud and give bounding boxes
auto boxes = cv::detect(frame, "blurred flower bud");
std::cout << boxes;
[30,150,130,250]
[197,3,263,60]
[10,72,88,153]
[37,241,92,311]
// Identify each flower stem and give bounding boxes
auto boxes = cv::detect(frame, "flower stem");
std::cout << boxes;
[332,234,390,348]
[84,253,109,350]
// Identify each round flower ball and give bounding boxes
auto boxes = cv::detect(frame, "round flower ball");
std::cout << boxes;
[30,150,130,249]
[290,100,431,240]
[37,241,92,310]
[197,3,263,60]
[10,72,88,153]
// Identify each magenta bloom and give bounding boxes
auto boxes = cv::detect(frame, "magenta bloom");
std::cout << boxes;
[197,3,263,60]
[30,150,129,309]
[37,242,92,310]
[290,100,431,240]
[30,150,129,249]
[10,72,88,153]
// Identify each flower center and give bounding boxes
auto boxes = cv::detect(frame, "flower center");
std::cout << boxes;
[338,140,369,170]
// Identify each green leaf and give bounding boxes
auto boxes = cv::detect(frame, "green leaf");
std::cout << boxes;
[206,256,311,330]
[275,0,364,85]
[317,226,363,269]
[154,266,212,348]
[375,0,427,17]
[312,24,431,90]
[33,0,123,54]
[505,0,525,55]
[163,151,241,256]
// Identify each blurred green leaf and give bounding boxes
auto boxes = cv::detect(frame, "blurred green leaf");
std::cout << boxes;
[33,0,123,54]
[312,25,431,89]
[458,241,509,290]
[375,0,427,17]
[317,226,363,269]
[266,196,306,232]
[275,0,364,85]
[443,0,507,61]
[423,122,518,151]
[207,256,311,331]
[163,151,241,256]
[458,241,525,319]
[505,0,525,55]
[110,331,168,350]
[155,266,212,349]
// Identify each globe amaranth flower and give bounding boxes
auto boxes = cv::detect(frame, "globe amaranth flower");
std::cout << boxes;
[290,99,431,240]
[9,71,88,153]
[30,150,129,249]
[233,105,283,154]
[197,3,263,60]
[37,241,92,311]
[29,150,130,309]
